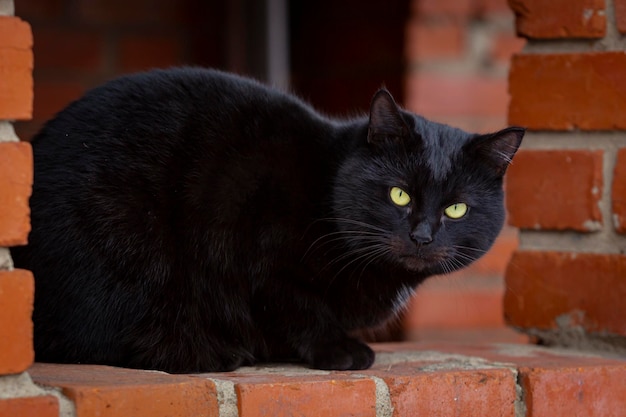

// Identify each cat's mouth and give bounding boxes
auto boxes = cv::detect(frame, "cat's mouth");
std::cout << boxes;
[398,253,447,272]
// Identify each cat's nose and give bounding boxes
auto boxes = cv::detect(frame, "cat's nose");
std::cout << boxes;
[410,222,433,245]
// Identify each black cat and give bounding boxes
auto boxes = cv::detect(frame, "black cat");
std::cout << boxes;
[11,68,524,373]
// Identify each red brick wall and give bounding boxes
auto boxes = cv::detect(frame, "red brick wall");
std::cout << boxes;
[504,0,626,347]
[402,0,526,342]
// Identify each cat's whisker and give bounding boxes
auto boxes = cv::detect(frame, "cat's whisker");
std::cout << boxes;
[302,230,386,261]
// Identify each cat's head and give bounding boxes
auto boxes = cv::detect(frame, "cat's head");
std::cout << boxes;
[332,89,524,276]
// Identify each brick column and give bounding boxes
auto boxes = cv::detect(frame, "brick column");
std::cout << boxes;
[0,1,61,415]
[504,0,626,349]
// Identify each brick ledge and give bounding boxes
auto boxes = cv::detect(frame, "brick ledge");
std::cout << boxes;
[27,342,626,417]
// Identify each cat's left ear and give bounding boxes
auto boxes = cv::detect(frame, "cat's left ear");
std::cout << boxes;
[466,126,525,176]
[367,89,410,145]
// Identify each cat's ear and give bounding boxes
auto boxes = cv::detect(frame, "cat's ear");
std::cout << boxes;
[466,126,525,176]
[367,89,410,145]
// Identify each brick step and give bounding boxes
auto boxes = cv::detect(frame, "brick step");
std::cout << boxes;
[24,342,626,417]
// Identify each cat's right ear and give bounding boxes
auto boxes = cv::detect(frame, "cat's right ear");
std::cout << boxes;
[367,89,410,145]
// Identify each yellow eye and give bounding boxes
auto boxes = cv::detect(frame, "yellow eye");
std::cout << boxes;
[390,187,411,207]
[444,203,468,219]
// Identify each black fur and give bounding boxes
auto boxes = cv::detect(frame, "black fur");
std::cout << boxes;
[11,68,524,373]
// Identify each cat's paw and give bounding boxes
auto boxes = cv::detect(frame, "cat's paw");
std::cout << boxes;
[306,337,375,371]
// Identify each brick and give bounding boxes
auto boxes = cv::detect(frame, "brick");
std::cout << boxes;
[468,227,518,275]
[612,148,626,233]
[504,251,626,335]
[616,0,626,33]
[509,0,606,38]
[509,52,626,130]
[222,374,376,417]
[30,363,219,417]
[405,279,507,329]
[118,34,183,73]
[33,28,104,72]
[0,269,34,375]
[521,363,626,417]
[505,149,603,231]
[489,32,526,64]
[405,19,464,61]
[474,0,512,16]
[0,142,33,246]
[366,365,516,417]
[0,17,34,120]
[406,73,508,118]
[0,396,59,417]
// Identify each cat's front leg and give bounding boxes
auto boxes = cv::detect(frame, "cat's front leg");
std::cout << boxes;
[253,284,375,371]
[300,334,375,371]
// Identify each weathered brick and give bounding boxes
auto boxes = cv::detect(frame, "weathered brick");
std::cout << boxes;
[0,396,59,417]
[226,374,376,417]
[504,251,626,336]
[509,0,606,38]
[521,363,626,417]
[0,16,34,120]
[366,365,516,417]
[613,0,626,33]
[612,148,626,233]
[0,142,33,247]
[0,269,34,375]
[30,364,219,417]
[509,52,626,130]
[506,149,603,231]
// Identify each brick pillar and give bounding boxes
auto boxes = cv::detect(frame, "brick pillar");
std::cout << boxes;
[504,0,626,349]
[0,1,60,415]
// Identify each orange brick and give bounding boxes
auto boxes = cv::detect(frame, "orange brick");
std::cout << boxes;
[404,280,507,329]
[468,227,518,275]
[504,251,626,335]
[30,363,219,417]
[0,269,34,375]
[33,28,105,72]
[521,363,626,417]
[367,365,516,417]
[506,149,603,231]
[612,148,626,233]
[405,19,464,61]
[224,374,376,417]
[0,17,34,120]
[509,0,606,38]
[406,73,508,118]
[509,52,626,130]
[616,0,626,33]
[489,32,526,64]
[0,142,33,247]
[0,16,33,50]
[0,396,59,417]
